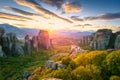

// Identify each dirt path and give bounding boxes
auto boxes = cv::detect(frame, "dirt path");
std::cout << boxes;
[49,52,69,60]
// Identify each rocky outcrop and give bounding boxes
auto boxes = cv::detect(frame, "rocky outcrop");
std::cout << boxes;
[114,35,120,49]
[0,27,24,56]
[37,30,52,49]
[79,36,91,46]
[89,29,112,50]
[24,35,32,54]
[81,29,120,50]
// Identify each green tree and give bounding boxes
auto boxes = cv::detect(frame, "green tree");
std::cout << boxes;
[110,75,120,80]
[72,65,101,80]
[106,50,120,75]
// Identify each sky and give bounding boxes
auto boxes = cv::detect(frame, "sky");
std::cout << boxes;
[0,0,120,32]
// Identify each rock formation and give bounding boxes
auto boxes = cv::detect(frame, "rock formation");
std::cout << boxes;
[0,27,24,56]
[114,35,120,49]
[24,35,32,54]
[79,36,91,46]
[37,30,51,49]
[80,29,120,50]
[89,29,112,50]
[31,36,39,52]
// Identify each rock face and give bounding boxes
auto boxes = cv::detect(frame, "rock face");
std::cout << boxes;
[114,35,120,49]
[89,29,112,50]
[37,30,51,49]
[24,35,32,54]
[31,36,39,52]
[79,36,91,46]
[0,27,24,56]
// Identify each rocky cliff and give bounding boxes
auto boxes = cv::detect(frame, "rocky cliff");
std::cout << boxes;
[89,29,120,50]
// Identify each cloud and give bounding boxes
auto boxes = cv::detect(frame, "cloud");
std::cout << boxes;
[70,16,83,21]
[62,2,82,13]
[0,17,25,21]
[4,6,40,16]
[74,24,92,28]
[84,24,92,26]
[0,12,32,21]
[15,0,73,23]
[85,12,120,21]
[42,0,62,8]
[42,0,82,13]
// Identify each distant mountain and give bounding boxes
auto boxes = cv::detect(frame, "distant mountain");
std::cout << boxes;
[51,30,93,39]
[21,28,39,36]
[0,24,27,38]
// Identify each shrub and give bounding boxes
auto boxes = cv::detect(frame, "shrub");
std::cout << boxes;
[72,65,101,80]
[62,57,72,66]
[73,54,85,66]
[110,75,120,80]
[41,69,72,80]
[106,50,120,75]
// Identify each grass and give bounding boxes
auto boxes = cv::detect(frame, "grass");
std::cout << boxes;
[0,47,52,80]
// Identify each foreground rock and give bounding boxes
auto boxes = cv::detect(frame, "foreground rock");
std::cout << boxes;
[45,60,66,70]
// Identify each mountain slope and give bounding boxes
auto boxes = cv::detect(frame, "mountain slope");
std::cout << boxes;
[0,24,27,38]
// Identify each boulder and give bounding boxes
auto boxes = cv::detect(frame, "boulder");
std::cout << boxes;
[23,71,29,80]
[51,62,57,70]
[45,60,54,68]
[57,63,66,69]
[45,60,66,70]
[114,35,120,49]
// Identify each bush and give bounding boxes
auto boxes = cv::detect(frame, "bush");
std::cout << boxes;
[62,57,72,66]
[110,75,120,80]
[73,54,85,66]
[41,69,72,80]
[72,65,101,80]
[106,50,120,75]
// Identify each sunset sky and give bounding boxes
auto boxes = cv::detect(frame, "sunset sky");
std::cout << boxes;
[0,0,120,32]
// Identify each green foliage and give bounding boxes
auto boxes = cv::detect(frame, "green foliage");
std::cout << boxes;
[41,69,72,80]
[106,50,120,75]
[0,48,51,80]
[74,54,85,66]
[62,57,72,66]
[72,65,101,80]
[110,75,120,80]
[89,51,107,67]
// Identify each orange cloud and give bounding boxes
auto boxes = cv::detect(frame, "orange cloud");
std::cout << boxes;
[0,12,32,21]
[15,0,72,23]
[62,2,82,13]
